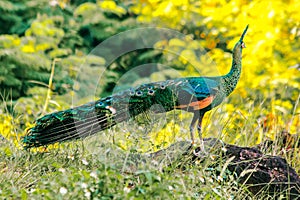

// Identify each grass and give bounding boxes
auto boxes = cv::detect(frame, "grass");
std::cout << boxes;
[1,127,298,199]
[0,137,239,199]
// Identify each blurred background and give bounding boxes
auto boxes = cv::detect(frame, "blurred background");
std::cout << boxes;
[0,0,299,149]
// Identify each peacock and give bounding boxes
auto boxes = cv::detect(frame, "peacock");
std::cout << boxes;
[23,25,248,149]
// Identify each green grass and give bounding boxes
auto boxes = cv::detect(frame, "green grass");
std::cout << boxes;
[0,137,238,199]
[2,131,297,200]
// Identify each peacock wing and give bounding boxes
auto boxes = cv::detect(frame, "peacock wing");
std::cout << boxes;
[173,77,221,111]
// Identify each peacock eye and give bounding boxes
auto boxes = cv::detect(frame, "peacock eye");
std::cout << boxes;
[148,89,155,95]
[129,89,135,96]
[96,101,104,108]
[160,84,166,89]
[147,86,153,90]
[136,90,143,96]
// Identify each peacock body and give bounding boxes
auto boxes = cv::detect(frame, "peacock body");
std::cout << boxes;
[23,25,248,148]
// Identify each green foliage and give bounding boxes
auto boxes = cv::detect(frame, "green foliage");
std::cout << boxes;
[0,0,138,100]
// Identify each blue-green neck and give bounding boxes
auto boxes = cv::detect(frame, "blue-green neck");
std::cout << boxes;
[221,43,243,95]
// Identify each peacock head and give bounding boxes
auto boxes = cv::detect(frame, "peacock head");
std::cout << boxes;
[233,25,249,53]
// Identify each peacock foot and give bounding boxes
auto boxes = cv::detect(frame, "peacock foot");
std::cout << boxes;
[191,139,208,156]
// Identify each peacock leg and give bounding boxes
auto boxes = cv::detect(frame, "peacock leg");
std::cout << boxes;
[189,112,199,144]
[197,113,205,152]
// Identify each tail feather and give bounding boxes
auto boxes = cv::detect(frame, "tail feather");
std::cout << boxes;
[22,80,179,148]
[23,104,128,148]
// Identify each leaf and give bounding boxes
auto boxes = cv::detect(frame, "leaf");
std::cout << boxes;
[168,38,186,47]
[74,2,98,16]
[98,1,127,16]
